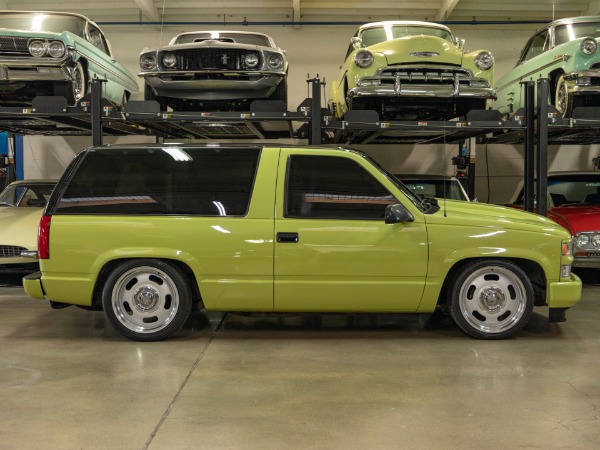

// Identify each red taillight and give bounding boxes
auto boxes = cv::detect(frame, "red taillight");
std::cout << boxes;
[38,215,51,259]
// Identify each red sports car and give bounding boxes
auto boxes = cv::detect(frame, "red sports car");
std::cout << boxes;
[510,172,600,269]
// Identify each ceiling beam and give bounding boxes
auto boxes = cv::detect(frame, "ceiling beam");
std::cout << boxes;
[134,0,161,21]
[436,0,460,21]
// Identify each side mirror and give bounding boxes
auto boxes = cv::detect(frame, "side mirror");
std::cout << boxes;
[385,204,414,224]
[351,36,363,49]
[455,38,465,49]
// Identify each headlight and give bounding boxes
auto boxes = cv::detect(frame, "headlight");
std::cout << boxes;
[266,53,284,70]
[47,41,66,58]
[244,53,259,68]
[581,38,598,55]
[592,234,600,246]
[28,40,46,57]
[474,51,494,70]
[577,234,591,247]
[354,49,374,68]
[162,53,177,69]
[140,54,157,71]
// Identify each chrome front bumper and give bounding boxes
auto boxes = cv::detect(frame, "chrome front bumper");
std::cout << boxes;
[349,83,495,99]
[572,254,600,269]
[142,71,285,101]
[0,55,71,82]
[564,70,600,95]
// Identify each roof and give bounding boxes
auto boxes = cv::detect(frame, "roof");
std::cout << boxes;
[358,21,452,33]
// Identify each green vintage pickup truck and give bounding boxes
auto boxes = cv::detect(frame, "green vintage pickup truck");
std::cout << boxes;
[23,144,581,341]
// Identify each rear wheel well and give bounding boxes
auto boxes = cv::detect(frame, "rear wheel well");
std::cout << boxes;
[92,258,203,309]
[437,257,547,310]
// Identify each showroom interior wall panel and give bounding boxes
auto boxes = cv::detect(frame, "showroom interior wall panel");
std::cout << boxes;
[21,24,600,204]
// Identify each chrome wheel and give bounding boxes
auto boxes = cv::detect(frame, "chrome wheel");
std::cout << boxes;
[450,261,533,339]
[555,75,570,117]
[103,260,193,341]
[71,62,86,102]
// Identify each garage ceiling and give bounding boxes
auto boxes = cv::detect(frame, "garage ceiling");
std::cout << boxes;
[1,0,599,25]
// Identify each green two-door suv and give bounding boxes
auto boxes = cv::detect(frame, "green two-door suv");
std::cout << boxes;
[23,144,581,341]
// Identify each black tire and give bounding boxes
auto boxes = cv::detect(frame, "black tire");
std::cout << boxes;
[271,79,288,108]
[144,83,167,111]
[449,260,534,339]
[102,259,193,341]
[554,75,573,118]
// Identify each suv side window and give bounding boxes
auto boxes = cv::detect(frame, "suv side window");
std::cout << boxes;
[55,147,260,216]
[285,155,396,220]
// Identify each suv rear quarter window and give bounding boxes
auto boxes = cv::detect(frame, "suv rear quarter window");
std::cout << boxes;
[55,146,261,216]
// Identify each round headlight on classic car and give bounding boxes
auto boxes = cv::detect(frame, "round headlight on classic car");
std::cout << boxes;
[47,41,66,58]
[354,49,374,69]
[162,53,177,69]
[474,51,494,70]
[244,53,259,69]
[592,234,600,247]
[267,54,284,70]
[577,233,591,248]
[28,40,46,57]
[581,38,598,55]
[140,54,158,71]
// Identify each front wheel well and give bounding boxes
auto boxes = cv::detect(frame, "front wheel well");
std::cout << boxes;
[436,257,547,309]
[92,258,203,309]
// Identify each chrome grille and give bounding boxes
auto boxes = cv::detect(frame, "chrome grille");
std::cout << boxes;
[0,36,30,56]
[163,48,261,71]
[0,245,27,258]
[379,67,473,85]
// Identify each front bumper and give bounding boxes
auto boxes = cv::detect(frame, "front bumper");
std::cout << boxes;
[142,71,284,101]
[0,55,71,83]
[546,273,582,309]
[564,70,600,96]
[572,253,600,269]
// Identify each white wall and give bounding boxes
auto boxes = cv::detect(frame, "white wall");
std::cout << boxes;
[22,23,600,203]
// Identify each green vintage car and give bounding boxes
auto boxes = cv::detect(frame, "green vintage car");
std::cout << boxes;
[329,21,495,121]
[23,144,580,341]
[494,16,600,118]
[0,11,139,106]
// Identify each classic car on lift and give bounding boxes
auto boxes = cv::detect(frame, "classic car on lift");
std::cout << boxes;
[0,11,139,107]
[495,16,600,119]
[139,30,288,111]
[329,21,496,121]
[509,172,600,270]
[0,179,56,274]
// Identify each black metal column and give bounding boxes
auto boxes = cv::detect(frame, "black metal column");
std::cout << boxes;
[467,138,476,200]
[536,78,549,217]
[310,78,322,145]
[523,81,535,213]
[91,78,105,147]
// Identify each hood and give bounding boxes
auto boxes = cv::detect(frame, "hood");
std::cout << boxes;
[368,35,463,66]
[425,200,569,238]
[0,207,43,249]
[0,28,63,40]
[548,205,600,235]
[160,40,268,52]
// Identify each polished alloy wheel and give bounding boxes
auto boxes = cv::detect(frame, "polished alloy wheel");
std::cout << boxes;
[111,265,180,334]
[456,265,528,336]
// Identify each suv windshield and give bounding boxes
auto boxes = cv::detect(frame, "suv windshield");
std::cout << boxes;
[173,32,272,47]
[359,25,453,47]
[0,13,86,37]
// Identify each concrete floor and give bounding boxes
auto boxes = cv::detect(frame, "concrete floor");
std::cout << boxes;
[1,277,599,450]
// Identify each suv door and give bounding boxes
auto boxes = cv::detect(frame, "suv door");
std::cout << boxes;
[273,149,428,312]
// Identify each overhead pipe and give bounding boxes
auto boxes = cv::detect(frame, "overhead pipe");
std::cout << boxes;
[97,19,552,27]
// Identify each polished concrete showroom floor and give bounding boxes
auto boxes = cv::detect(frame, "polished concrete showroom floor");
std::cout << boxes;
[1,274,599,450]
